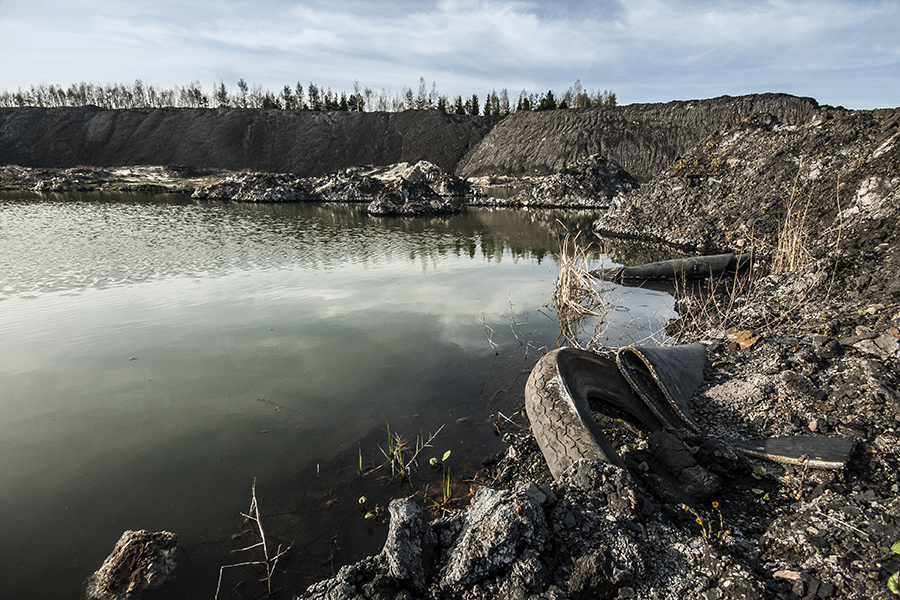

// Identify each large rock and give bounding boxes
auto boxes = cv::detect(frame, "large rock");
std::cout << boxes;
[301,486,549,599]
[435,487,548,589]
[311,169,385,202]
[379,497,438,592]
[83,530,178,600]
[372,160,470,196]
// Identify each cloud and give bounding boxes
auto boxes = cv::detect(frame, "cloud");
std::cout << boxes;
[0,0,897,107]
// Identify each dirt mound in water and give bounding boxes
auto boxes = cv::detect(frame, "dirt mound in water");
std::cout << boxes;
[471,154,637,208]
[190,162,463,215]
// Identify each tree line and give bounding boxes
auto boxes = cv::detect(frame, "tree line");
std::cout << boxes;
[0,77,616,115]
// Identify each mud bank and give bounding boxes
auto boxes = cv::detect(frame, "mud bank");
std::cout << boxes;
[291,102,900,600]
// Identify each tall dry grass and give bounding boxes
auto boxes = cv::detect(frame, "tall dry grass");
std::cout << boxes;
[771,162,813,273]
[553,230,611,346]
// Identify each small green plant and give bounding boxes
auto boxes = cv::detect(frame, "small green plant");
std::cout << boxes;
[751,465,767,479]
[751,487,770,501]
[379,419,410,482]
[883,542,900,595]
[370,421,445,484]
[681,501,731,546]
[430,450,452,468]
[416,451,454,516]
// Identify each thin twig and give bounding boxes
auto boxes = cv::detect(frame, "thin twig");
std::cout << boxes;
[215,479,291,600]
[480,305,499,354]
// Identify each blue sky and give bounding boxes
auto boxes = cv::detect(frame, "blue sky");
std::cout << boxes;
[1,0,897,109]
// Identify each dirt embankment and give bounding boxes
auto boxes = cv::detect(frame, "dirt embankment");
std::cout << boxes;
[457,93,826,181]
[0,107,496,177]
[594,107,900,309]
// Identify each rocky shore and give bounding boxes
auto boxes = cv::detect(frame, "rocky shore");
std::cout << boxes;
[2,95,899,599]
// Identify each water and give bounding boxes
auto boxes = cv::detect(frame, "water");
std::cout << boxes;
[0,193,676,598]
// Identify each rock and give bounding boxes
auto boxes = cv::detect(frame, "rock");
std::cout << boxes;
[302,487,550,599]
[436,487,548,589]
[648,431,697,474]
[312,169,385,202]
[568,550,633,600]
[83,530,177,600]
[370,160,470,196]
[32,167,107,192]
[524,481,557,506]
[562,459,642,522]
[778,370,825,403]
[379,498,436,591]
[679,464,720,499]
[853,332,900,360]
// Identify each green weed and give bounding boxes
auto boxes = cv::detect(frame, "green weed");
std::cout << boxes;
[883,542,900,596]
[416,450,454,516]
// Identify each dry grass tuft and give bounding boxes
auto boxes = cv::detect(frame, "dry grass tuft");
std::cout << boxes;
[553,228,613,346]
[771,161,813,273]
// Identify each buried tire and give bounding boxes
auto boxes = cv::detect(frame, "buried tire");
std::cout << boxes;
[524,348,625,480]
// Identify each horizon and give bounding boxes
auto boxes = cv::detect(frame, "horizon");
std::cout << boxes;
[0,81,868,113]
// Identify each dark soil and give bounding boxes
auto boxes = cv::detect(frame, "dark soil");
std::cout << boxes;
[470,106,900,599]
[456,94,825,182]
[0,107,495,176]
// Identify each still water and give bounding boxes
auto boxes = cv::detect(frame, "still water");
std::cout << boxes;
[0,194,675,598]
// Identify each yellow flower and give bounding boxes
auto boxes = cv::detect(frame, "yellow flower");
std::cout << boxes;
[712,501,719,509]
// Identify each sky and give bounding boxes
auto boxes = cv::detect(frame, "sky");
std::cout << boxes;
[0,0,897,109]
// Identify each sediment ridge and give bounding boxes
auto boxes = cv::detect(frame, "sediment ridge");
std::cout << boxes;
[0,106,495,176]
